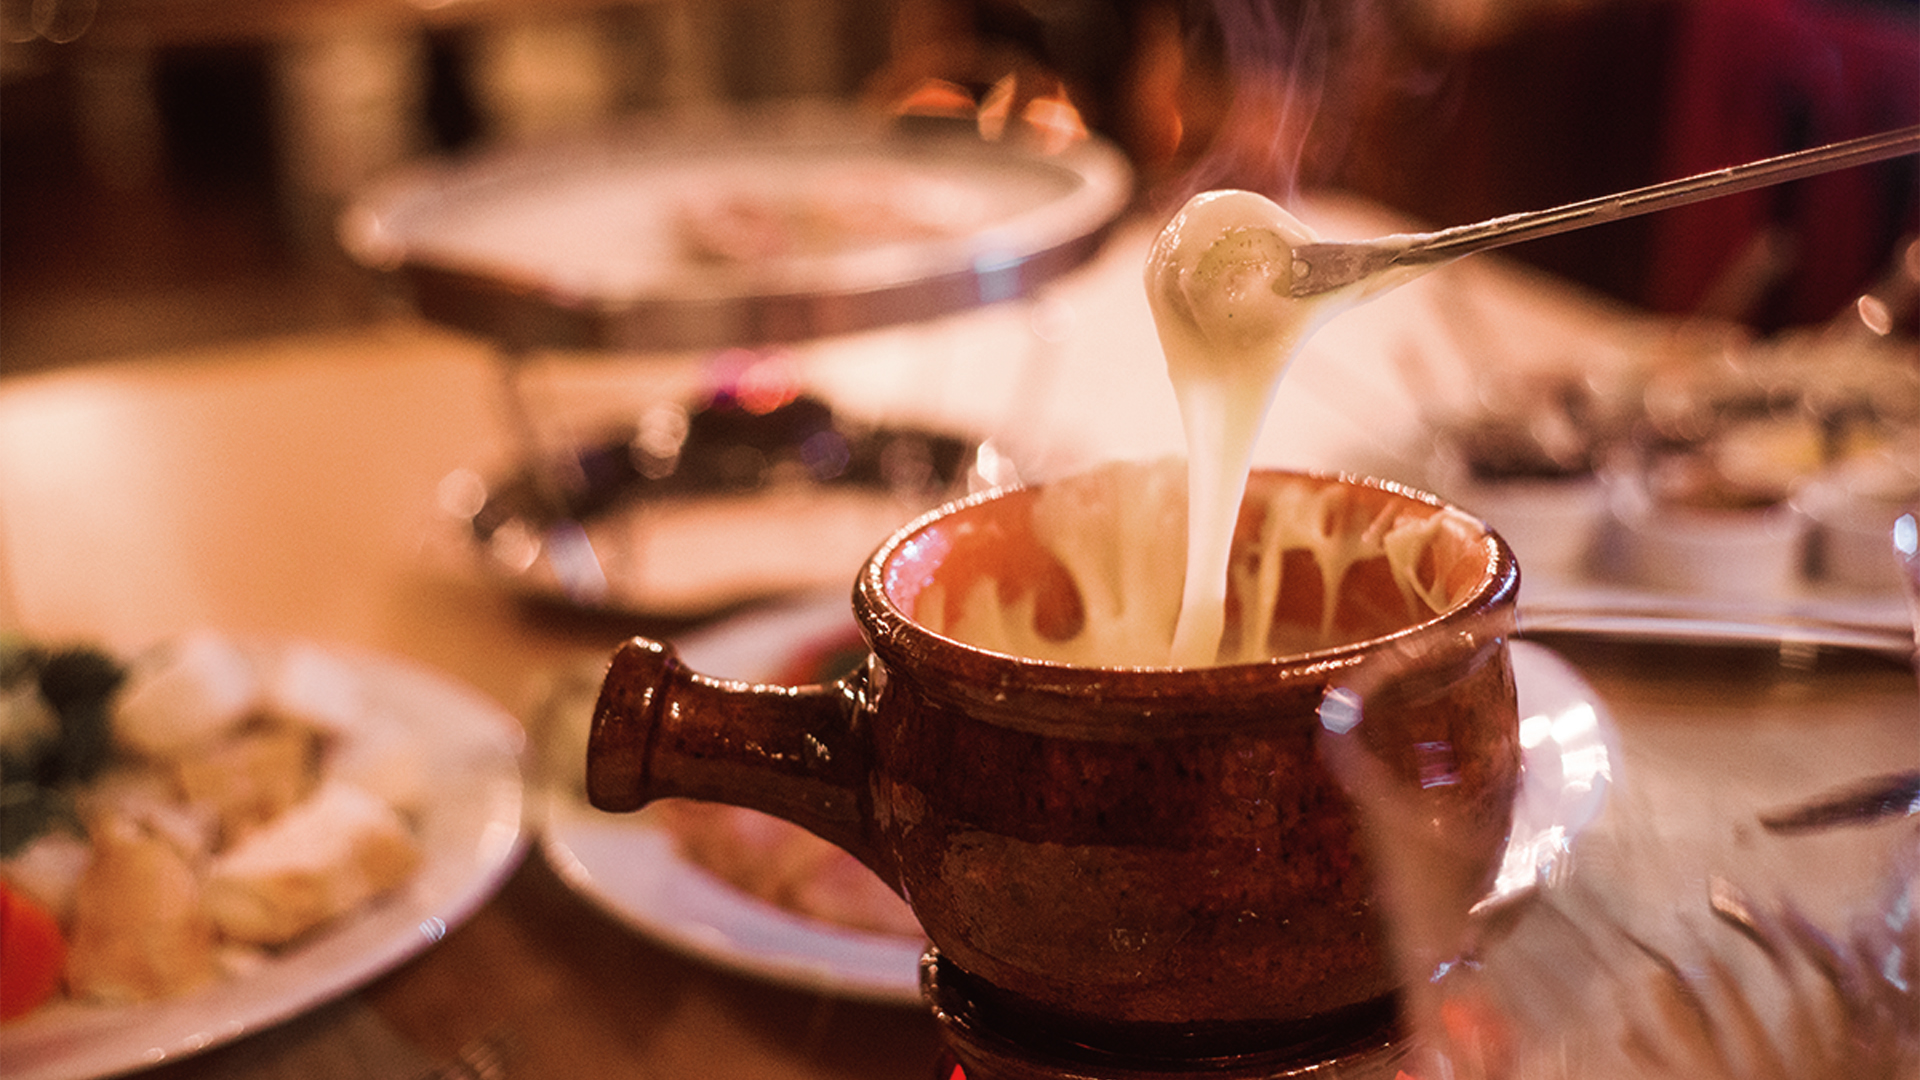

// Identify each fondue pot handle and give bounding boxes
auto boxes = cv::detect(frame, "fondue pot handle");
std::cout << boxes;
[586,637,890,887]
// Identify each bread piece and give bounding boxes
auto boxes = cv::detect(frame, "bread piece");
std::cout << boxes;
[261,644,367,738]
[202,780,420,946]
[326,718,428,816]
[83,766,219,865]
[173,724,321,848]
[113,634,259,759]
[65,814,219,1003]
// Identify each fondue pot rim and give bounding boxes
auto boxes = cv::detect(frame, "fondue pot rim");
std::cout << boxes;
[854,466,1520,702]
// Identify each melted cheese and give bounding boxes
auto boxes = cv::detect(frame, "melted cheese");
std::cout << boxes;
[921,460,1479,667]
[920,190,1469,668]
[1144,190,1368,664]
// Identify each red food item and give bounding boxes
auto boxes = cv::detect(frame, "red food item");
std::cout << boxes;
[1,882,68,1020]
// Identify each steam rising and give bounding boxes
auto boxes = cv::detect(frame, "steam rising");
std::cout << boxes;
[1171,0,1378,207]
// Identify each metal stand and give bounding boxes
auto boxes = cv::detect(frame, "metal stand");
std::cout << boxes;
[919,951,1413,1080]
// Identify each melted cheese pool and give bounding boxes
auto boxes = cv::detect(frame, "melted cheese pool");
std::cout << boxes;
[912,461,1487,666]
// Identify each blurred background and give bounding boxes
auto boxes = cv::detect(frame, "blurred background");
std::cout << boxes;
[3,0,1916,374]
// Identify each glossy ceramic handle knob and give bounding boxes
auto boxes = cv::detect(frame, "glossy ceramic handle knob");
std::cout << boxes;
[587,637,887,884]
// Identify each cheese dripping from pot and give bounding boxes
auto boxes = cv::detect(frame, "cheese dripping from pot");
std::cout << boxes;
[1145,189,1370,666]
[918,189,1464,667]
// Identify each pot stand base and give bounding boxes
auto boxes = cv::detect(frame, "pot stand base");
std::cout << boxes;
[919,950,1413,1080]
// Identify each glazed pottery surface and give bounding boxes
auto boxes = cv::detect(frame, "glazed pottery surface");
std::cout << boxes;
[589,469,1521,1051]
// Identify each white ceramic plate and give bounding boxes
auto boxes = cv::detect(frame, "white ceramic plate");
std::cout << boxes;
[0,642,529,1080]
[539,595,1616,1007]
[538,595,923,1006]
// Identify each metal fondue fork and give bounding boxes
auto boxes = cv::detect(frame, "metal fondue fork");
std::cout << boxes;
[1287,125,1920,298]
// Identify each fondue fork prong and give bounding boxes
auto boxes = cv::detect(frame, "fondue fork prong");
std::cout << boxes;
[1287,125,1920,298]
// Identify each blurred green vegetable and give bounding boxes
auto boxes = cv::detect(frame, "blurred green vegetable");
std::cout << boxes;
[0,642,125,856]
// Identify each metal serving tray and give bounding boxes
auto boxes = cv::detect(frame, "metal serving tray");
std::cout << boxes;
[340,102,1134,352]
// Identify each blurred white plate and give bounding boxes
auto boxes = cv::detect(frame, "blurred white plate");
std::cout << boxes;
[0,642,528,1080]
[541,800,927,1006]
[538,595,1615,1007]
[1426,477,1916,651]
[538,595,924,1006]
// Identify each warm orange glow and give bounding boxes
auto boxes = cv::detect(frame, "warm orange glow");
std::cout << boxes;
[891,78,976,121]
[888,73,1088,154]
[976,74,1017,141]
[1129,3,1189,171]
[727,350,803,415]
[1020,91,1089,155]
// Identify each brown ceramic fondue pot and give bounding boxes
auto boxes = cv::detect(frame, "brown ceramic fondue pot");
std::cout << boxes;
[588,468,1521,1070]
